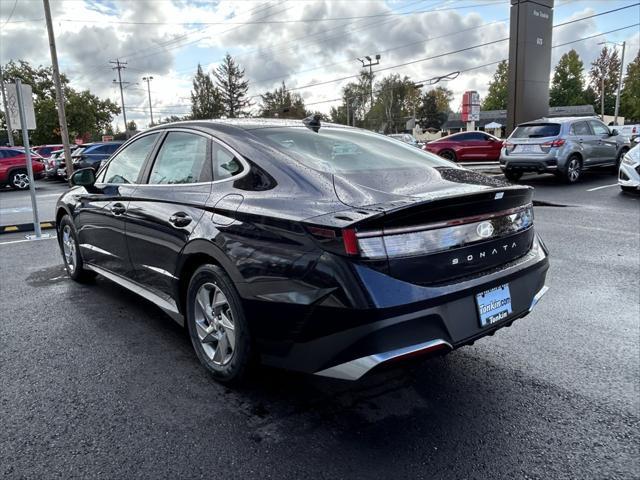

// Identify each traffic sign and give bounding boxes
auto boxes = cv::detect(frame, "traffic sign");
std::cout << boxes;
[4,83,36,130]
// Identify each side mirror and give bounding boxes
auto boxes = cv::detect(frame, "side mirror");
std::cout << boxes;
[634,137,640,144]
[610,129,619,136]
[70,167,96,187]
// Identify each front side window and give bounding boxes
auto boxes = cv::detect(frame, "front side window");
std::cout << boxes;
[149,132,209,184]
[250,126,452,174]
[100,133,159,184]
[589,120,610,136]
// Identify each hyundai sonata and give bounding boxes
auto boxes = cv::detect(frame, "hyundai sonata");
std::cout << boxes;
[56,117,549,383]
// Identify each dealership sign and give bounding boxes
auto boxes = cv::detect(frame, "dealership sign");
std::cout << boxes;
[461,90,480,122]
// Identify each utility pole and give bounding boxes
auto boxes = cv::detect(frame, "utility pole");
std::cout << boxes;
[0,65,15,146]
[357,54,381,108]
[614,41,625,126]
[601,74,605,121]
[142,76,154,127]
[110,59,129,137]
[43,0,73,178]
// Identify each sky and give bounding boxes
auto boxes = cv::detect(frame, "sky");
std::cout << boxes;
[1,0,638,130]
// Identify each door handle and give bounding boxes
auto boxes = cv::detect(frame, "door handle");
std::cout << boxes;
[110,203,126,215]
[169,212,192,227]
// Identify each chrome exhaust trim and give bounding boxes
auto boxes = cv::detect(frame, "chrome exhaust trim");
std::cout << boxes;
[314,339,452,381]
[529,285,549,312]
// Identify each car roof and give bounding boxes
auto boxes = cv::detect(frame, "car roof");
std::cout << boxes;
[146,118,350,134]
[522,116,600,125]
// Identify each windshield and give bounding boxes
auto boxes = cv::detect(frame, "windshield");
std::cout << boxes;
[511,123,561,138]
[250,127,452,174]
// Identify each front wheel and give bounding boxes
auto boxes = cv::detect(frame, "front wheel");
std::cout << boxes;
[186,264,253,384]
[9,170,30,190]
[438,150,457,162]
[621,186,639,194]
[58,215,95,282]
[563,155,582,183]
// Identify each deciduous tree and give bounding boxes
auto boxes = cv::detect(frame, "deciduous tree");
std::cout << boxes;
[482,60,508,111]
[589,46,621,116]
[550,49,586,107]
[258,82,307,118]
[620,51,640,122]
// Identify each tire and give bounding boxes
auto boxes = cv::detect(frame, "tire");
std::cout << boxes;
[621,186,639,194]
[562,155,582,184]
[58,215,95,282]
[504,170,523,182]
[186,264,253,384]
[8,170,30,190]
[613,148,628,172]
[439,150,456,162]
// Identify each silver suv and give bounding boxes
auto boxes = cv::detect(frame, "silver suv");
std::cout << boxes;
[500,117,631,183]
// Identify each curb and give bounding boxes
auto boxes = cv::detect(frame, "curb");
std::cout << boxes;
[1,222,57,234]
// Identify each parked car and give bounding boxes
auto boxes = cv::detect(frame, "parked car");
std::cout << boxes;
[617,124,639,141]
[500,117,631,183]
[0,147,45,190]
[33,144,63,158]
[618,137,640,193]
[45,147,76,179]
[423,131,503,162]
[73,142,124,172]
[56,118,549,383]
[387,133,421,148]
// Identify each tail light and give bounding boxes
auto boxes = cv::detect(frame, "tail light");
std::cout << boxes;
[347,205,533,259]
[540,138,565,153]
[504,142,515,153]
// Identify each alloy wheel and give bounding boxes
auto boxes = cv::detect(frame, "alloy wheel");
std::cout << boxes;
[12,173,29,189]
[62,225,76,273]
[567,158,580,183]
[194,282,236,366]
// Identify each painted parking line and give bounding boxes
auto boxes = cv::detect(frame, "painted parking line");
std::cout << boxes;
[587,183,619,192]
[0,236,58,246]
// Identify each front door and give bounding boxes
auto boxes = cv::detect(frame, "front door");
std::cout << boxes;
[588,120,617,164]
[126,130,213,301]
[76,132,161,278]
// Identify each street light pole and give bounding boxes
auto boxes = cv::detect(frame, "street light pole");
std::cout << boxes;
[0,65,15,146]
[614,41,625,126]
[142,76,154,127]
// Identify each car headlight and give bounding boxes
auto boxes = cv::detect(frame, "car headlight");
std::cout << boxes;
[622,154,636,166]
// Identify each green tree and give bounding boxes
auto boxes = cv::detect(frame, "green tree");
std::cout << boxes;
[418,87,452,130]
[126,120,137,132]
[549,50,586,107]
[620,51,640,122]
[589,46,621,117]
[213,54,250,118]
[2,60,120,144]
[482,60,508,110]
[367,74,417,133]
[258,82,307,118]
[190,63,222,119]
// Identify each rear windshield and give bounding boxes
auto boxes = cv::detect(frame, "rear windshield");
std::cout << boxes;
[511,123,561,138]
[250,127,452,173]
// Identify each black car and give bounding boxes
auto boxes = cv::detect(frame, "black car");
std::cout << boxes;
[73,141,124,172]
[56,118,549,383]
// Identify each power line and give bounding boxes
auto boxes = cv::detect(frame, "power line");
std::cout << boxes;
[1,0,18,26]
[58,1,506,26]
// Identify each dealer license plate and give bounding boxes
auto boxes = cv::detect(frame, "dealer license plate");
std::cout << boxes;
[516,144,540,153]
[476,284,512,327]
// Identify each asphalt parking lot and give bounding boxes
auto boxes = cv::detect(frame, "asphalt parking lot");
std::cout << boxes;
[1,171,638,479]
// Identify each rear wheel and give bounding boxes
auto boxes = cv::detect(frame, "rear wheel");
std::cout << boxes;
[9,170,29,190]
[504,170,523,182]
[58,215,95,282]
[186,264,253,384]
[563,155,582,183]
[621,186,638,194]
[438,150,456,162]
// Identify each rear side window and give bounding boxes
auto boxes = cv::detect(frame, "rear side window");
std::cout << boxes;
[100,133,159,184]
[149,132,209,184]
[511,123,561,138]
[213,145,243,181]
[570,122,591,136]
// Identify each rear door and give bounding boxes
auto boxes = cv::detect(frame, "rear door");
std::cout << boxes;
[125,130,213,301]
[75,133,161,278]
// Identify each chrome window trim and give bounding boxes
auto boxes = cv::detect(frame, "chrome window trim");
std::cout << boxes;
[94,131,162,186]
[94,127,250,188]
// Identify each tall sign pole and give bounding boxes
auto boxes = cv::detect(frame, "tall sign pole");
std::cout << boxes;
[0,66,15,146]
[13,80,42,238]
[506,0,554,135]
[613,41,626,126]
[43,0,73,180]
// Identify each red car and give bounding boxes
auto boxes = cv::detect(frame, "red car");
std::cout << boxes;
[33,144,63,158]
[423,131,503,162]
[0,147,45,190]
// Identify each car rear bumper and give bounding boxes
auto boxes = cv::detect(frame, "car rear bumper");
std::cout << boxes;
[500,156,558,173]
[249,235,550,380]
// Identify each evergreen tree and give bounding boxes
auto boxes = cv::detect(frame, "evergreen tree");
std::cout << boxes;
[190,63,222,119]
[549,49,585,107]
[258,82,307,118]
[482,60,508,111]
[589,46,621,117]
[213,54,250,118]
[620,51,640,122]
